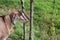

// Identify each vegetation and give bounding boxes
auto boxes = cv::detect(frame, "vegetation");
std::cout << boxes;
[0,0,60,40]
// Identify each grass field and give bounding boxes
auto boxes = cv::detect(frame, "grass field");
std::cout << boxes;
[0,0,60,40]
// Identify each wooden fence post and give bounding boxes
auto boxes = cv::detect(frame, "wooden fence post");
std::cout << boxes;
[23,23,26,40]
[21,0,26,40]
[29,0,34,40]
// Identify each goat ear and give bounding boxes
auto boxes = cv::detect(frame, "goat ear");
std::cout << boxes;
[11,9,19,14]
[18,9,22,15]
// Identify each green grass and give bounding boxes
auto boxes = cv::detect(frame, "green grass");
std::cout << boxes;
[0,0,60,40]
